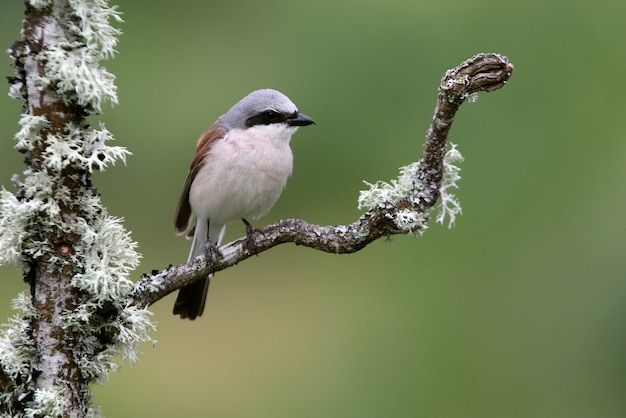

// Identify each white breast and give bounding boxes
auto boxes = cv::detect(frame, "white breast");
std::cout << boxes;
[189,124,296,225]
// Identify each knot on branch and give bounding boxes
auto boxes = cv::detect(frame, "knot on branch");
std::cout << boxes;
[441,53,514,101]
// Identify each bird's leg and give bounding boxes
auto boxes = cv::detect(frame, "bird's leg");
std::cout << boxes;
[242,218,262,256]
[203,220,222,268]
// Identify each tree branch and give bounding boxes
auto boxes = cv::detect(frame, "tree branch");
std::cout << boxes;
[130,53,514,310]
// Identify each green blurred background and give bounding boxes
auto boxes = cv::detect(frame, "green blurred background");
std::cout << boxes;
[2,1,626,417]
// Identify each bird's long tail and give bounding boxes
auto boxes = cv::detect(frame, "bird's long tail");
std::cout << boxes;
[173,220,225,320]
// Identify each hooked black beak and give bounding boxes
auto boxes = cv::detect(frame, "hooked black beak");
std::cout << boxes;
[287,112,316,127]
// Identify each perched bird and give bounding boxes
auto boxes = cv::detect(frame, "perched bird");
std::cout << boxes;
[173,89,315,319]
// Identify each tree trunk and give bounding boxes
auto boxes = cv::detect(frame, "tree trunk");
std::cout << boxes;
[0,2,150,416]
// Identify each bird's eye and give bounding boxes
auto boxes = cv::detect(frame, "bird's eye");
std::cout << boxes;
[245,110,286,127]
[264,110,280,122]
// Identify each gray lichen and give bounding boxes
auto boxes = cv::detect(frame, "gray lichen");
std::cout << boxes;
[0,1,154,416]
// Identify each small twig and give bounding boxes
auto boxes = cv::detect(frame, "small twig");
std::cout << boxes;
[130,53,513,309]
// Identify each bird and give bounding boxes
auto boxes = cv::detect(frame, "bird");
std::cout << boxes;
[173,89,315,320]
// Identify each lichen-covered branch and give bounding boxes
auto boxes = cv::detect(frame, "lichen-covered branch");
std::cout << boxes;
[130,53,514,310]
[0,1,153,417]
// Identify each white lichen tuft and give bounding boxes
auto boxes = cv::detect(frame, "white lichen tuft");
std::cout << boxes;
[392,209,428,236]
[0,314,36,380]
[358,143,464,234]
[42,122,130,173]
[358,162,423,211]
[69,0,123,59]
[112,306,156,365]
[71,212,140,300]
[10,291,38,317]
[68,304,156,384]
[0,189,25,266]
[14,114,48,153]
[84,123,130,170]
[35,0,123,112]
[435,143,464,227]
[24,387,69,418]
[0,293,37,403]
[42,45,118,111]
[358,161,429,236]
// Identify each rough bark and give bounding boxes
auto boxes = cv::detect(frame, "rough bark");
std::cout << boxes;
[13,2,94,414]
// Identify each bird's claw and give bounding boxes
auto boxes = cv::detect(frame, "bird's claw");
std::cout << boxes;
[203,239,222,268]
[242,219,263,256]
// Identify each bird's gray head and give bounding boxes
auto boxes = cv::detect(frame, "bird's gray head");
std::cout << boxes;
[218,89,315,131]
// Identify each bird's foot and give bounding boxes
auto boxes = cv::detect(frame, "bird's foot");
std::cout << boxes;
[203,239,222,268]
[242,219,263,256]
